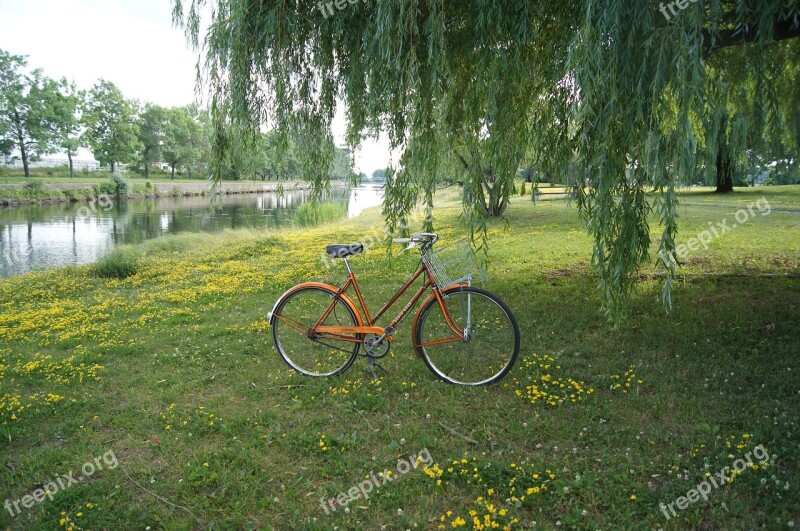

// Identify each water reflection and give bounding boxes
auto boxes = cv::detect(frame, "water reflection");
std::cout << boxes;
[348,183,384,218]
[0,185,383,277]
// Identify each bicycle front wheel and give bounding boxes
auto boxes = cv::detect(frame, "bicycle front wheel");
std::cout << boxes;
[271,286,360,377]
[414,286,520,385]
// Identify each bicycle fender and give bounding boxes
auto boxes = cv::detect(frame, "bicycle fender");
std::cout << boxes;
[268,282,364,327]
[411,283,468,345]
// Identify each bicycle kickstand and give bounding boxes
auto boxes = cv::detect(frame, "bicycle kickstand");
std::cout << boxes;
[367,355,388,380]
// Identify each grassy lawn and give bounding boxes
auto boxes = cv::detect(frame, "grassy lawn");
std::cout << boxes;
[0,186,797,529]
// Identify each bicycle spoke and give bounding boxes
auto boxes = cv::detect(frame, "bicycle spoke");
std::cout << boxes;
[272,287,359,377]
[415,287,519,386]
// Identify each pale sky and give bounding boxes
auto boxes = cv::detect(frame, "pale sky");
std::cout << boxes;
[0,0,391,175]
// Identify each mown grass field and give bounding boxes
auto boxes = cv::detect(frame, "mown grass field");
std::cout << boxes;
[0,186,798,530]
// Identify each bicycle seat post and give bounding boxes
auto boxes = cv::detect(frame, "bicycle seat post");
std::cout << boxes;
[342,257,353,275]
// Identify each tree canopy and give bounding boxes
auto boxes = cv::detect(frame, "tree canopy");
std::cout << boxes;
[51,79,85,178]
[0,50,65,177]
[137,103,170,178]
[178,2,800,315]
[82,80,141,173]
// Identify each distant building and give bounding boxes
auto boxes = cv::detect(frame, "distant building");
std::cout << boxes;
[2,156,101,171]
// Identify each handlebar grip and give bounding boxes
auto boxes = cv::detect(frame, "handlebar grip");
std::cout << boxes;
[392,238,411,244]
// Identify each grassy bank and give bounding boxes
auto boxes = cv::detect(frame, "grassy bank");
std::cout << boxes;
[0,167,218,188]
[0,180,156,206]
[0,168,312,206]
[0,167,300,185]
[0,179,312,207]
[0,187,798,529]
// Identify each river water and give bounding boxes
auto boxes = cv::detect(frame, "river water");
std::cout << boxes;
[0,184,384,277]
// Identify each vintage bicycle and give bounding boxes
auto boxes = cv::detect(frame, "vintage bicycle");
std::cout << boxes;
[267,233,520,386]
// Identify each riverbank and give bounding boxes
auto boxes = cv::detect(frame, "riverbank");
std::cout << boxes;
[0,187,797,529]
[0,179,316,206]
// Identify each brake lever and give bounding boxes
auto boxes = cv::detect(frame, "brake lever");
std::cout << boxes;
[398,242,416,255]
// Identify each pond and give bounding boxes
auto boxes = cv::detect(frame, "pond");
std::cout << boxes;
[0,183,384,277]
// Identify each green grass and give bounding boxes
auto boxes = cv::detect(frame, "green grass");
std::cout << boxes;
[91,247,140,279]
[294,201,348,226]
[0,186,797,529]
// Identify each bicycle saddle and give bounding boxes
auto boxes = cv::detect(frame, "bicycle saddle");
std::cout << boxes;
[326,243,364,259]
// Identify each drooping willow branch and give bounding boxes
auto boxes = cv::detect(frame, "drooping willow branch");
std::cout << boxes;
[174,0,800,321]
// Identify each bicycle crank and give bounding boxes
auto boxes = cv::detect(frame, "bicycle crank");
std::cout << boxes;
[363,333,391,359]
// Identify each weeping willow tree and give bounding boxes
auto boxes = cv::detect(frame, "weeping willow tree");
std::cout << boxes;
[701,38,800,191]
[174,0,800,319]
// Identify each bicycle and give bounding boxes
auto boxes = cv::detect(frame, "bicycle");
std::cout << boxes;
[267,233,520,386]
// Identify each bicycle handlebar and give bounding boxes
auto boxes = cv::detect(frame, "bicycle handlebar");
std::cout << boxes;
[392,233,439,245]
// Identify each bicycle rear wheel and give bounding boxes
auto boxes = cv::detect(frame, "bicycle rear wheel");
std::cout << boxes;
[414,286,519,385]
[271,286,360,377]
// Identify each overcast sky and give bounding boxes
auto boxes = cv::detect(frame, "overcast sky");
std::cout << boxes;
[0,0,390,174]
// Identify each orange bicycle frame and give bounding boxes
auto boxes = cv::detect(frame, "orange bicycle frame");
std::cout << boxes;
[311,260,464,343]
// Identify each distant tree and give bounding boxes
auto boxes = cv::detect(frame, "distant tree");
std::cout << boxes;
[700,40,800,193]
[0,138,12,160]
[83,80,140,172]
[162,106,202,180]
[261,131,300,181]
[223,130,260,180]
[765,158,800,185]
[331,146,355,181]
[51,79,84,178]
[136,103,169,178]
[183,104,211,179]
[0,50,62,177]
[371,168,388,181]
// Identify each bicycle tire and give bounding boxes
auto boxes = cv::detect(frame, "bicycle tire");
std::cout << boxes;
[271,285,360,377]
[414,286,519,385]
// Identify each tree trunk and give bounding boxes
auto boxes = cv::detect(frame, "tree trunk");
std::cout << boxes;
[482,169,509,217]
[144,161,149,178]
[715,146,734,193]
[171,165,175,180]
[13,111,29,177]
[453,149,509,217]
[68,153,74,178]
[111,161,116,173]
[20,144,29,177]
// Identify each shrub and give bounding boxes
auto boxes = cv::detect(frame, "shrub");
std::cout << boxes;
[520,181,527,197]
[92,248,139,279]
[95,181,115,195]
[24,180,44,191]
[111,173,130,197]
